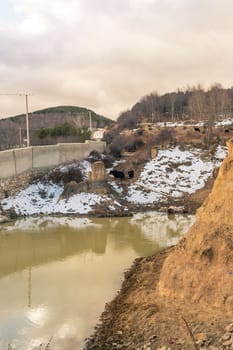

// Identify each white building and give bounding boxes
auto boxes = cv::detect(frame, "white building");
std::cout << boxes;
[91,129,105,140]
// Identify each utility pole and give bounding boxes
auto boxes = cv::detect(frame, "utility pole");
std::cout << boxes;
[0,92,31,147]
[19,127,22,146]
[89,111,92,132]
[25,94,30,147]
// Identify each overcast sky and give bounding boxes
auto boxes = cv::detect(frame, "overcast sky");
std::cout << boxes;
[0,0,233,120]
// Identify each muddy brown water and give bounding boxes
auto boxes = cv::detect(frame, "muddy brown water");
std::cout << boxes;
[0,212,194,350]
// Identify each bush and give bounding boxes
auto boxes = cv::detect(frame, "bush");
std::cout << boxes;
[102,153,115,168]
[50,122,77,137]
[35,124,91,142]
[103,128,118,144]
[35,128,50,139]
[125,137,144,152]
[48,167,83,184]
[153,128,176,145]
[109,134,127,157]
[88,150,102,162]
[109,143,122,158]
[109,134,145,157]
[76,127,91,142]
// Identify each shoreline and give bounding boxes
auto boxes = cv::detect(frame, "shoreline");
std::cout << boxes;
[85,245,232,350]
[85,140,233,350]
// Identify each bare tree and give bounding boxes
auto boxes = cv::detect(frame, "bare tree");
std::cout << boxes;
[169,93,176,121]
[188,85,206,122]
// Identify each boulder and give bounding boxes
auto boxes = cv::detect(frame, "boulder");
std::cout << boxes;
[89,161,106,182]
[60,161,109,199]
[0,215,11,224]
[150,146,158,158]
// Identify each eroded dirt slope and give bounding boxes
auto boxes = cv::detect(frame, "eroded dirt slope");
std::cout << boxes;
[86,139,233,349]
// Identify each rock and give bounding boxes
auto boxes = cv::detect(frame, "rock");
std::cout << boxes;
[196,332,209,346]
[88,179,109,195]
[61,180,89,199]
[157,207,167,213]
[117,330,123,335]
[222,332,232,341]
[88,161,106,182]
[167,206,184,214]
[225,296,233,307]
[0,215,11,224]
[196,332,208,342]
[225,323,233,332]
[176,338,185,345]
[223,339,233,347]
[149,335,157,341]
[151,146,158,159]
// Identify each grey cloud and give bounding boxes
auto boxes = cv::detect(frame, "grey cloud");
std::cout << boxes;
[1,0,233,119]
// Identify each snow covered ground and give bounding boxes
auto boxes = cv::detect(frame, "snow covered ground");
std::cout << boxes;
[215,118,233,127]
[126,145,227,205]
[1,182,108,215]
[1,145,227,216]
[156,118,233,128]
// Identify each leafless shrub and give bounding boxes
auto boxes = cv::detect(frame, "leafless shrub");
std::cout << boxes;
[48,167,83,184]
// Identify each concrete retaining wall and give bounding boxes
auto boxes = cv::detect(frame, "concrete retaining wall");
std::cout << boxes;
[0,141,106,180]
[32,145,59,169]
[14,148,32,175]
[0,150,15,179]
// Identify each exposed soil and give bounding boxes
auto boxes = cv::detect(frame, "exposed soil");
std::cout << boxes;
[86,247,232,349]
[85,140,233,350]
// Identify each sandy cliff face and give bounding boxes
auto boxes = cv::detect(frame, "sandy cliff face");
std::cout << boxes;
[158,139,233,306]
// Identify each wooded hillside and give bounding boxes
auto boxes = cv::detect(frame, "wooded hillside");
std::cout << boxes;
[117,83,233,130]
[0,106,113,149]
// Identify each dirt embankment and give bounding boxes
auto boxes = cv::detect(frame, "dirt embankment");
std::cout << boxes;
[86,140,233,350]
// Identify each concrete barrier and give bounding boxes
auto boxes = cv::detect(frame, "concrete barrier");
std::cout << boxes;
[0,150,15,179]
[58,143,89,163]
[14,147,32,175]
[0,141,106,180]
[32,145,59,169]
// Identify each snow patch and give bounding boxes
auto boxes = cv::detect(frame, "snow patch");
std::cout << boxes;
[108,181,123,194]
[1,182,106,216]
[126,146,226,205]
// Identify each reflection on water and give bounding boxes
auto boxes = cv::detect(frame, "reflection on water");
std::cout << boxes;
[0,212,194,350]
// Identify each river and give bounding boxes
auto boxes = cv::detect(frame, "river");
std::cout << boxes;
[0,212,194,350]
